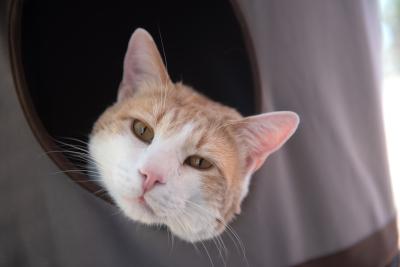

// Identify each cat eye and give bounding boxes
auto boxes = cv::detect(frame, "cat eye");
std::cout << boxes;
[185,155,213,170]
[131,119,154,143]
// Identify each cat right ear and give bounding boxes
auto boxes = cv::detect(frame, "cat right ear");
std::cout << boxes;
[235,111,300,174]
[117,28,170,102]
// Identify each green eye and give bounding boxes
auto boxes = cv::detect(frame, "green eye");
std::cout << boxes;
[132,119,154,143]
[185,155,213,170]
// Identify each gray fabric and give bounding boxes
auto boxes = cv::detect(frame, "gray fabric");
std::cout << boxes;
[236,0,396,265]
[0,0,395,267]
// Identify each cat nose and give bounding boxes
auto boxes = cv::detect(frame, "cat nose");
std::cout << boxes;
[138,168,166,193]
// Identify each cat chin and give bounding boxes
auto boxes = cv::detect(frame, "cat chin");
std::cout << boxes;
[167,222,223,243]
[121,210,221,243]
[116,196,162,224]
[116,195,222,242]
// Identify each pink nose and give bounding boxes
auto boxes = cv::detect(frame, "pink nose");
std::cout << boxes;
[139,168,165,193]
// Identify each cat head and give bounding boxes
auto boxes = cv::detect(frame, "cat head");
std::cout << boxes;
[89,28,299,242]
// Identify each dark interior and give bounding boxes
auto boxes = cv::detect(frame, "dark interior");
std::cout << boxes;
[20,0,256,193]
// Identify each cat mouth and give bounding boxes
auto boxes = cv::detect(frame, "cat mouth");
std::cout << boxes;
[122,195,156,215]
[137,195,156,215]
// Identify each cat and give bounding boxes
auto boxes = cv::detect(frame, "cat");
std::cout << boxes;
[88,28,299,243]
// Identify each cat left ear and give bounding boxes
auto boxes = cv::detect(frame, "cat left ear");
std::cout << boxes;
[236,111,300,173]
[118,28,170,102]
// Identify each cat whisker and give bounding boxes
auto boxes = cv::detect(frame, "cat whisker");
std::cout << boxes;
[49,146,117,176]
[75,179,102,183]
[178,198,247,265]
[165,227,172,253]
[53,138,118,170]
[110,208,124,217]
[157,26,170,115]
[185,209,226,265]
[93,188,107,195]
[43,149,93,163]
[174,215,209,262]
[55,137,89,147]
[199,240,215,267]
[219,235,229,260]
[56,136,90,145]
[157,25,168,76]
[54,139,91,154]
[163,199,226,266]
[50,169,101,175]
[209,233,228,263]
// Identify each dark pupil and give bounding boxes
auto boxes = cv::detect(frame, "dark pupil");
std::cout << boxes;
[197,158,203,166]
[139,125,146,135]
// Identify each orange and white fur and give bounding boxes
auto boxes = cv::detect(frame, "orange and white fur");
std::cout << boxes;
[89,29,299,242]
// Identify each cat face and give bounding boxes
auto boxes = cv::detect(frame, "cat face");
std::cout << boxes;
[89,29,299,242]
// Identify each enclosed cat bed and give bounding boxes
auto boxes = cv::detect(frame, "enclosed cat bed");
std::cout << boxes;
[3,0,396,266]
[13,0,257,201]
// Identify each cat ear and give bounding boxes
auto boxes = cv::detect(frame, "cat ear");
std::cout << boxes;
[236,111,299,173]
[118,28,170,101]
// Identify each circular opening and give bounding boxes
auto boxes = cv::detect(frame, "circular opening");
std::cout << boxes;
[11,0,258,203]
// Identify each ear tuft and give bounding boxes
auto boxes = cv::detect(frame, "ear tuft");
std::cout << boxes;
[236,111,299,173]
[117,28,170,102]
